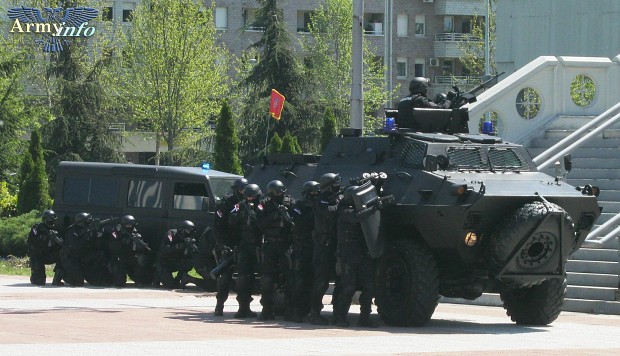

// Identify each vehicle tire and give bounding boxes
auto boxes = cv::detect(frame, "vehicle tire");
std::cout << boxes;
[500,276,566,325]
[488,201,574,287]
[375,239,439,327]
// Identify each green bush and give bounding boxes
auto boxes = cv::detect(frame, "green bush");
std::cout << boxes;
[0,210,39,257]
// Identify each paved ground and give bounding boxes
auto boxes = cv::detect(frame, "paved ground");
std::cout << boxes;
[1,275,620,355]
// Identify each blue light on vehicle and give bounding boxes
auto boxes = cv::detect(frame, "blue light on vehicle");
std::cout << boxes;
[202,162,210,172]
[482,121,493,135]
[383,116,397,133]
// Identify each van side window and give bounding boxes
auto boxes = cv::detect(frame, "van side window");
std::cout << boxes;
[173,182,207,210]
[127,180,163,208]
[63,177,119,206]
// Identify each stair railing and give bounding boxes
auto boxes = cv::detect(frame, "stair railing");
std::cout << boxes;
[582,214,620,248]
[534,102,620,170]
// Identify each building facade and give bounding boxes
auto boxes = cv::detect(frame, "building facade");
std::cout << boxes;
[103,0,485,99]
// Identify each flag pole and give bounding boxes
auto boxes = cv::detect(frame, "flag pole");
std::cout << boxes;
[264,114,270,156]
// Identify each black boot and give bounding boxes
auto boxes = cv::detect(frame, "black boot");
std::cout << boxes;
[333,314,350,328]
[309,310,329,325]
[52,270,64,286]
[214,302,224,317]
[258,308,275,321]
[235,304,257,319]
[358,313,378,328]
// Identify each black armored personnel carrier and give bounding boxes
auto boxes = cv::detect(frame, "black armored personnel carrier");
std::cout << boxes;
[247,107,601,327]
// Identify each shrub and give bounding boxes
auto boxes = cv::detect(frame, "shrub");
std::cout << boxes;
[0,210,39,257]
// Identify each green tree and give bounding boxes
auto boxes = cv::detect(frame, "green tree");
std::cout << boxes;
[458,0,497,87]
[0,181,17,218]
[281,131,302,154]
[121,0,229,165]
[268,132,283,154]
[0,32,31,190]
[320,107,338,151]
[17,129,51,214]
[238,0,306,160]
[303,0,391,132]
[213,101,242,175]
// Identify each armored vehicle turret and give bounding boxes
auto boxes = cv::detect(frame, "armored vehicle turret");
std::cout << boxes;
[246,107,601,327]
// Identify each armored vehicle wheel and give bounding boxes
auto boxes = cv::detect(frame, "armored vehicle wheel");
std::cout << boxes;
[500,276,567,325]
[489,201,574,288]
[375,239,439,327]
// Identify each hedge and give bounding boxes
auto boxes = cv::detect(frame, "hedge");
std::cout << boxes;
[0,211,39,257]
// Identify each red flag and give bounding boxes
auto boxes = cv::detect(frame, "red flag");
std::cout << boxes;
[269,89,285,120]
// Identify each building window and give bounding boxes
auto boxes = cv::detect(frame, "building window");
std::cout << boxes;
[102,6,113,21]
[415,15,425,36]
[442,60,453,75]
[397,13,407,37]
[297,11,313,33]
[443,16,454,33]
[364,13,384,35]
[396,57,407,79]
[462,19,471,34]
[215,7,227,29]
[122,8,134,22]
[415,58,425,77]
[243,8,261,31]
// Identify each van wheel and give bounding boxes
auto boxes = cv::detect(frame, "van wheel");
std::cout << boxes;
[500,277,566,325]
[376,239,439,327]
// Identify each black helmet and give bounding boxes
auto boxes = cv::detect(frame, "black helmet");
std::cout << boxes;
[267,180,287,196]
[243,184,262,199]
[434,92,447,104]
[409,77,429,95]
[180,220,195,237]
[319,173,342,190]
[301,181,320,197]
[342,186,358,205]
[231,178,249,192]
[42,210,57,227]
[121,215,136,231]
[74,212,92,227]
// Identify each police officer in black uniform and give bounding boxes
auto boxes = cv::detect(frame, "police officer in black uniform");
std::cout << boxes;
[61,212,109,286]
[289,180,319,322]
[333,186,384,327]
[256,180,296,321]
[27,210,64,286]
[308,173,342,325]
[228,183,262,318]
[213,177,248,316]
[397,77,451,130]
[108,215,152,287]
[157,220,197,289]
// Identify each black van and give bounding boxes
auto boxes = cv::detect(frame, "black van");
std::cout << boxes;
[53,161,242,249]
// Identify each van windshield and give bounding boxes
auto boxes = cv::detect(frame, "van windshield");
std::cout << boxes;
[209,178,236,201]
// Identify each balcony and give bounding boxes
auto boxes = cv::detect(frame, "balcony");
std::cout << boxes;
[434,32,481,58]
[433,0,485,16]
[431,75,482,96]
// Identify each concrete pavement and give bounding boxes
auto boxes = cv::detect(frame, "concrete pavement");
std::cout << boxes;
[1,275,620,355]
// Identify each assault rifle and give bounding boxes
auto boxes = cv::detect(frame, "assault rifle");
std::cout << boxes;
[48,229,64,247]
[129,232,151,251]
[444,72,505,109]
[209,246,234,280]
[277,204,295,226]
[183,237,200,254]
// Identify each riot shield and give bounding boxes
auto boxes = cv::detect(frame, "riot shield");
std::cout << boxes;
[352,182,384,258]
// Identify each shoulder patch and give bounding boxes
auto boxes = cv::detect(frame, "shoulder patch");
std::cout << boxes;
[32,228,38,236]
[112,231,118,239]
[232,204,239,212]
[216,210,223,218]
[168,232,174,241]
[257,203,264,211]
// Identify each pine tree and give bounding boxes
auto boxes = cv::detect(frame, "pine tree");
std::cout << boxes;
[268,132,283,154]
[281,131,301,154]
[320,107,338,151]
[213,101,242,174]
[17,129,51,214]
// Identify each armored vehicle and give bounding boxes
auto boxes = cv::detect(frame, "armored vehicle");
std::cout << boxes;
[247,107,601,327]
